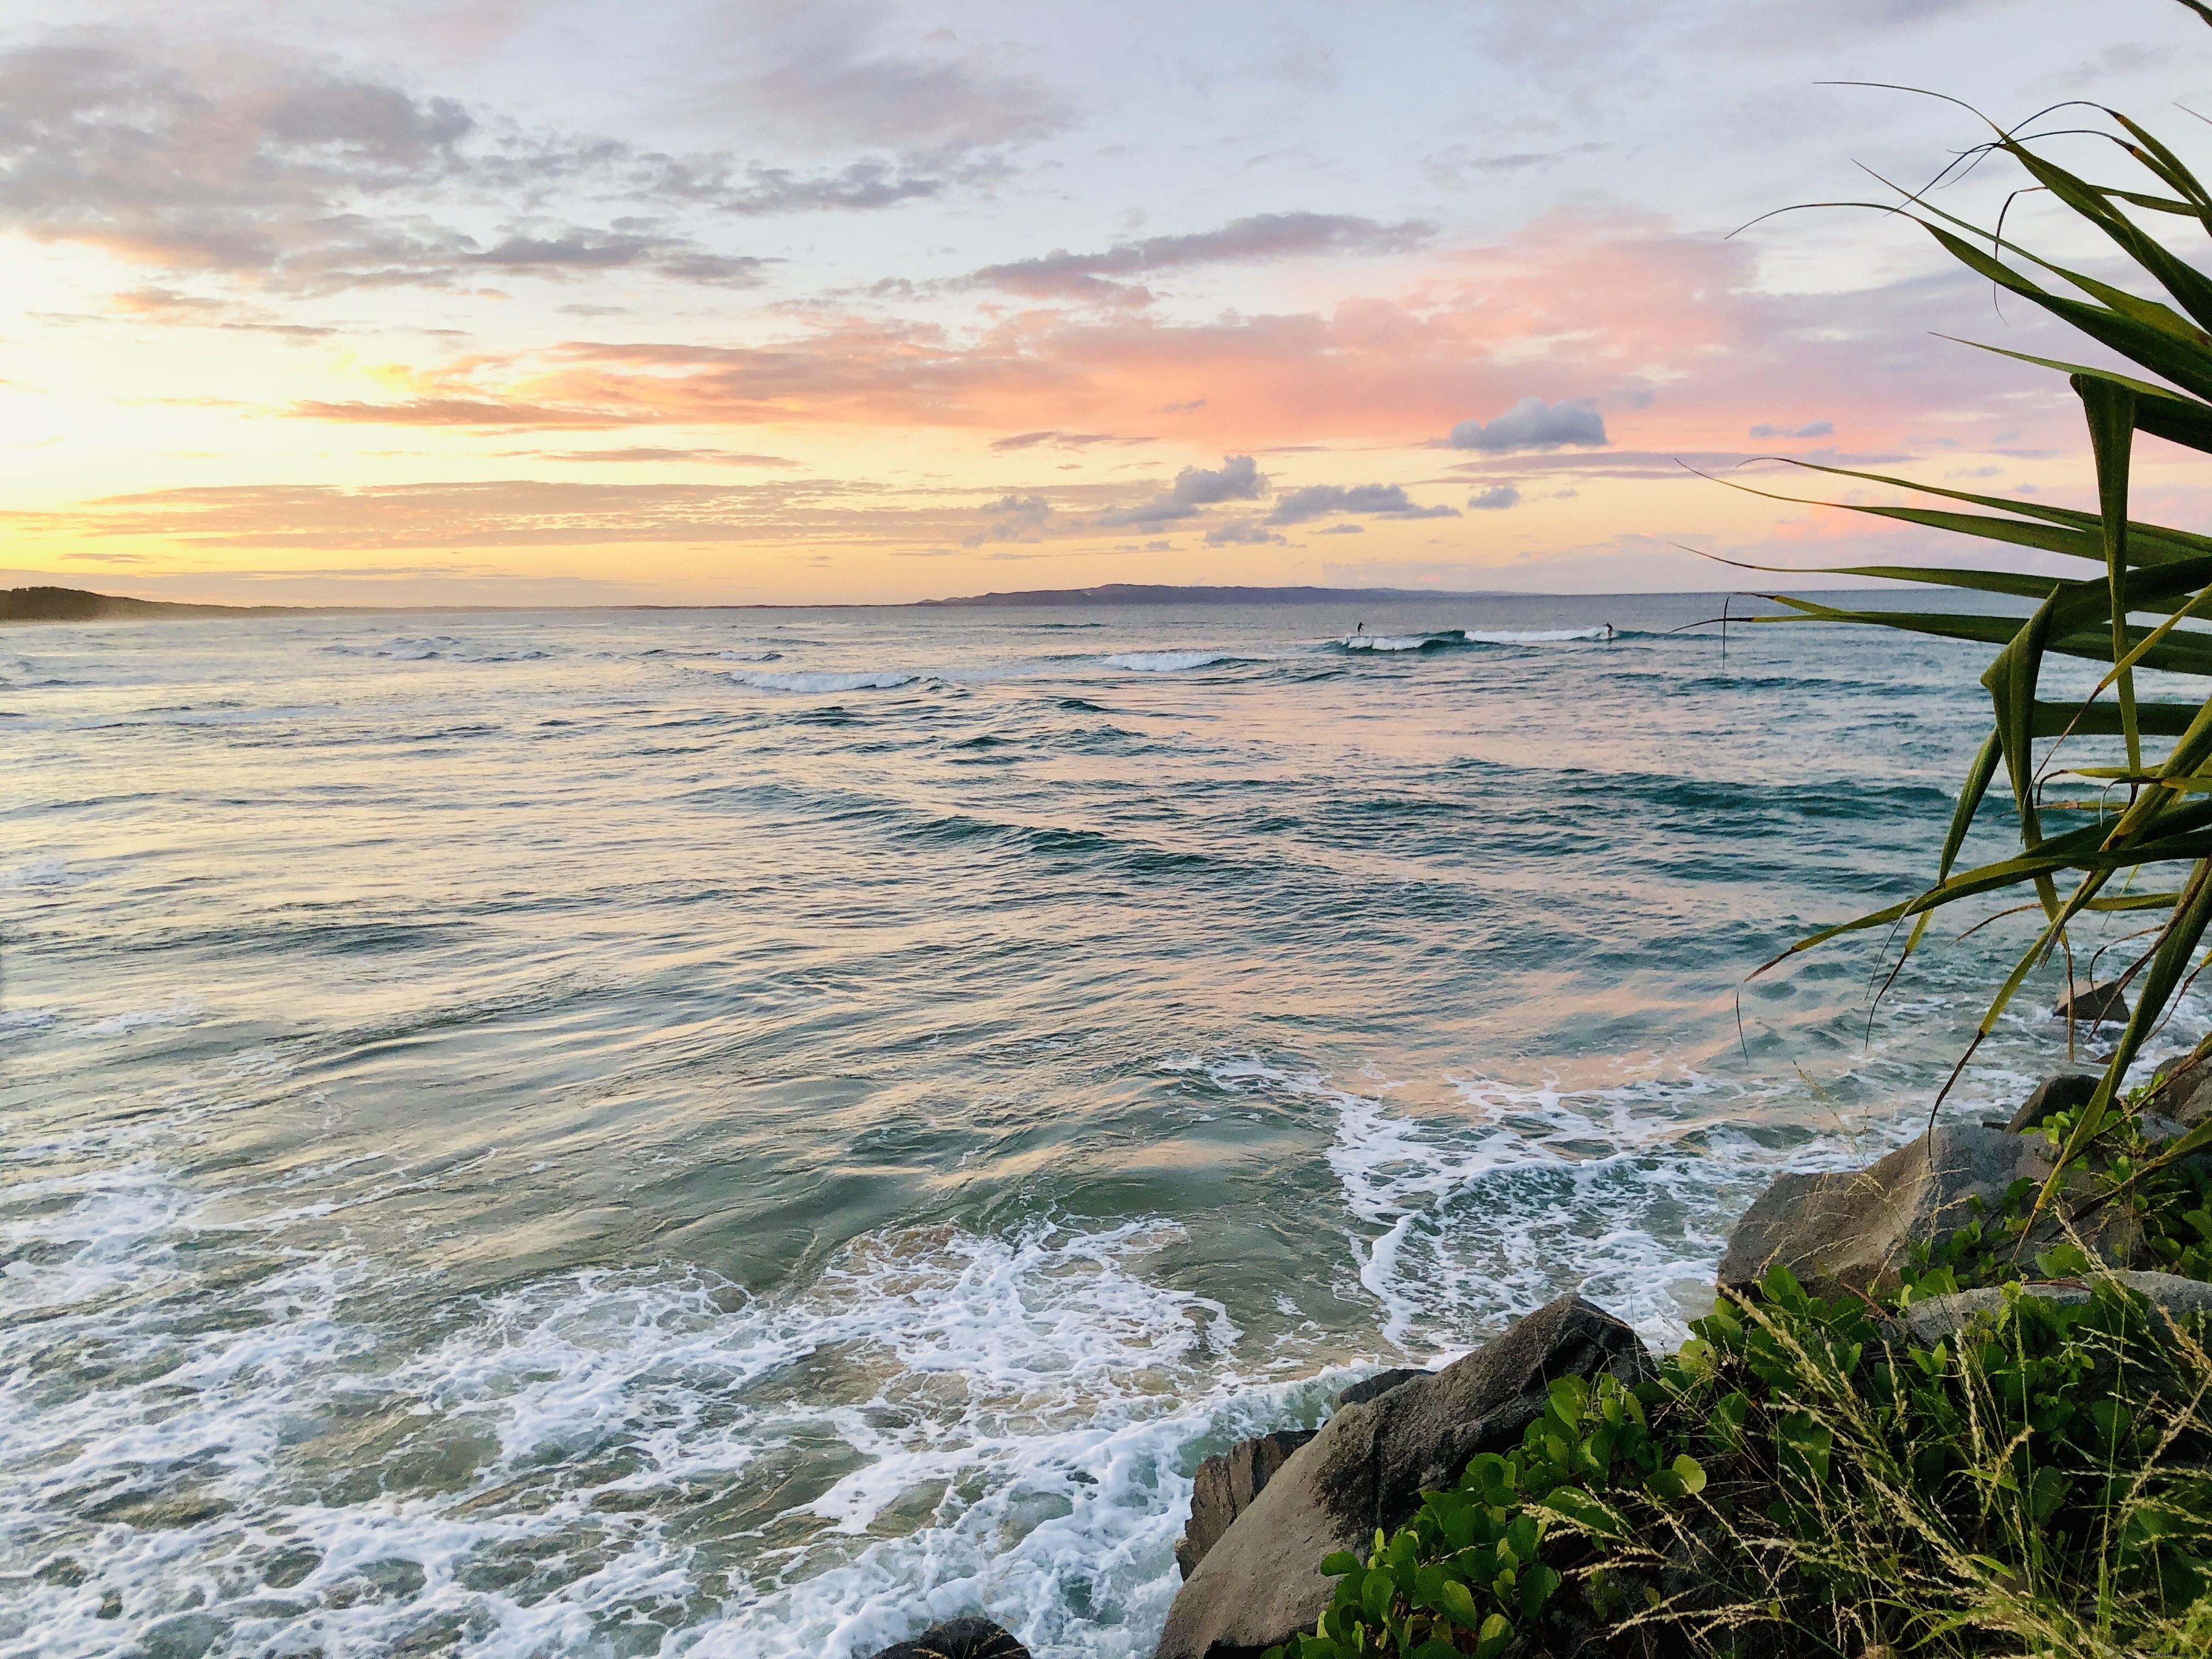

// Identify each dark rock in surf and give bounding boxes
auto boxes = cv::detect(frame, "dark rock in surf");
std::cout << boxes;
[1332,1365,1428,1410]
[867,1618,1029,1659]
[1175,1429,1317,1579]
[2053,980,2130,1027]
[2005,1070,2100,1135]
[1153,1295,1650,1659]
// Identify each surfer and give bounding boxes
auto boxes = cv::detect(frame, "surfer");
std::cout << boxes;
[1604,622,1615,641]
[1356,622,1364,635]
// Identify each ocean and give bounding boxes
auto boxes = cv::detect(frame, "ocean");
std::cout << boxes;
[0,594,2181,1658]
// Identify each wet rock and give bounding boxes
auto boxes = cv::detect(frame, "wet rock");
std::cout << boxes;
[1333,1366,1427,1410]
[2149,1053,2212,1128]
[2053,980,2130,1027]
[1175,1428,1317,1579]
[1902,1270,2212,1344]
[2004,1071,2099,1135]
[1719,1125,2053,1296]
[868,1619,1030,1659]
[1154,1295,1649,1659]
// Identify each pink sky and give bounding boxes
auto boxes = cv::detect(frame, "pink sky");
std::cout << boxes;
[3,0,2208,604]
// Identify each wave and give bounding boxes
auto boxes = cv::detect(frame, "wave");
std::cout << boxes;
[733,669,919,693]
[325,636,552,663]
[1100,650,1245,673]
[1466,627,1609,644]
[719,650,783,662]
[1334,627,1609,652]
[0,1161,1338,1659]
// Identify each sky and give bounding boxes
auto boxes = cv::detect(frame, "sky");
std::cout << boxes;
[2,0,2210,607]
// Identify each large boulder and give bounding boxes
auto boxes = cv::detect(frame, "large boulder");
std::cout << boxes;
[2004,1071,2099,1136]
[1175,1429,1317,1579]
[1719,1125,2053,1296]
[2053,980,2130,1027]
[1153,1295,1649,1659]
[867,1619,1029,1659]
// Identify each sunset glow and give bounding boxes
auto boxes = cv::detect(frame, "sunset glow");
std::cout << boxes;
[4,0,2208,605]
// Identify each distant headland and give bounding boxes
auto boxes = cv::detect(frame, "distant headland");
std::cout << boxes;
[3,582,1498,625]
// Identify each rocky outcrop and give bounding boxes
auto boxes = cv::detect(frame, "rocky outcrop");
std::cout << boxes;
[2053,980,2130,1026]
[2004,1070,2099,1135]
[867,1618,1029,1659]
[1153,1295,1649,1659]
[1719,1124,2055,1296]
[1902,1270,2212,1344]
[1175,1429,1317,1579]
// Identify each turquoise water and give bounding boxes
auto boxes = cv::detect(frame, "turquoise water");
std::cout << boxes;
[0,596,2184,1658]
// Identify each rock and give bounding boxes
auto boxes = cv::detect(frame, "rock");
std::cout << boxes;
[1719,1125,2054,1296]
[2053,980,2130,1027]
[1902,1270,2212,1345]
[1332,1366,1427,1410]
[867,1618,1030,1659]
[2004,1071,2099,1136]
[1153,1295,1649,1659]
[1175,1429,1318,1579]
[2149,1053,2212,1128]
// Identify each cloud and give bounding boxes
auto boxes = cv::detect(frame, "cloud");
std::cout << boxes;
[1313,523,1365,534]
[964,491,1055,545]
[0,35,943,295]
[1093,455,1265,527]
[1447,397,1609,452]
[1203,520,1286,546]
[1468,484,1522,510]
[515,447,795,466]
[989,430,1122,450]
[708,8,1069,156]
[4,476,1007,552]
[1748,420,1834,438]
[1266,482,1459,525]
[275,210,2062,458]
[972,212,1435,299]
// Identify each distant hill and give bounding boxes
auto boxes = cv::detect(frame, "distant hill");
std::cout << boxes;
[0,586,324,622]
[917,583,1496,607]
[4,581,1509,626]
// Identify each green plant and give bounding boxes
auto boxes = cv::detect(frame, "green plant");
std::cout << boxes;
[1271,1264,2212,1658]
[1719,1,2212,1239]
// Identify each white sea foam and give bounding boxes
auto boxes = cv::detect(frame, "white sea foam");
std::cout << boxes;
[1465,627,1607,644]
[0,1006,59,1035]
[1099,651,1240,673]
[81,997,201,1037]
[0,1161,1313,1659]
[1164,1053,1899,1352]
[1338,634,1439,652]
[734,669,920,693]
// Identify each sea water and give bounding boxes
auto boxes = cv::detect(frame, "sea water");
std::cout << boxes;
[0,594,2190,1658]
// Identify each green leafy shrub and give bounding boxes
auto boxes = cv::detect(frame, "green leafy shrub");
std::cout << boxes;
[1268,1259,2212,1658]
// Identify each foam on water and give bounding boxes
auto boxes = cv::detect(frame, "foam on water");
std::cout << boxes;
[734,669,921,693]
[1,1134,1325,1659]
[1167,1052,1965,1351]
[1464,627,1608,645]
[1098,651,1242,673]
